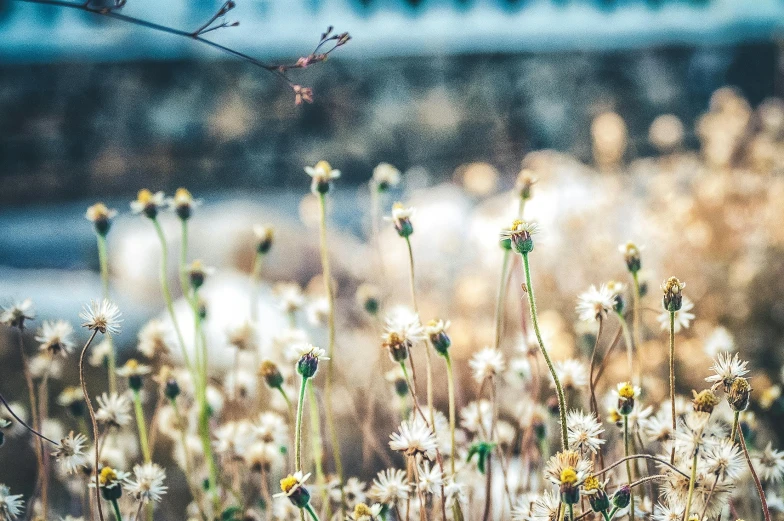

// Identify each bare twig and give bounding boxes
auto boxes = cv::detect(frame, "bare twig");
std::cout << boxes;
[595,454,690,480]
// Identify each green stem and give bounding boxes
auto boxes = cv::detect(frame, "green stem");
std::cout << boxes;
[444,354,457,475]
[133,390,151,463]
[316,192,344,507]
[304,503,320,521]
[521,252,568,450]
[494,250,512,351]
[616,312,634,384]
[295,376,308,471]
[307,381,326,497]
[179,219,192,304]
[111,498,123,521]
[568,503,574,521]
[96,234,117,394]
[250,251,264,323]
[669,310,676,465]
[682,451,698,521]
[278,386,294,418]
[624,416,634,521]
[151,218,192,373]
[738,415,772,521]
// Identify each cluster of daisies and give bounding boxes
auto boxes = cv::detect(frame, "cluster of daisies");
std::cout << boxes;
[0,156,782,521]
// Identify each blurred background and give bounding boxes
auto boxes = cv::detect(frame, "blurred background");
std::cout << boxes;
[4,0,784,516]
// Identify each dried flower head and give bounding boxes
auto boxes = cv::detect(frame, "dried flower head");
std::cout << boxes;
[0,484,24,520]
[727,377,752,412]
[468,347,505,383]
[691,389,720,414]
[52,431,89,474]
[705,352,749,393]
[80,299,122,335]
[566,410,606,454]
[661,277,686,312]
[368,468,409,505]
[95,392,132,428]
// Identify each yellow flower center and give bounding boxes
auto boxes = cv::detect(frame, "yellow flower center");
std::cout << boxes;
[137,189,153,205]
[511,219,523,230]
[125,359,139,371]
[280,475,298,494]
[99,467,117,485]
[87,203,110,221]
[354,504,373,517]
[175,187,192,205]
[560,467,578,485]
[583,475,600,491]
[618,382,635,399]
[315,160,332,174]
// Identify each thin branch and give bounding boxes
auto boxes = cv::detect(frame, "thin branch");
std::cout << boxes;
[595,454,690,480]
[0,391,60,446]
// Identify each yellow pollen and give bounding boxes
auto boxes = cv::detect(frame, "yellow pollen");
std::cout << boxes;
[99,467,117,485]
[125,359,139,371]
[354,504,373,517]
[560,467,578,485]
[511,219,523,229]
[583,475,600,491]
[175,187,192,204]
[608,410,622,423]
[315,160,332,173]
[137,189,153,205]
[280,475,298,493]
[618,382,635,399]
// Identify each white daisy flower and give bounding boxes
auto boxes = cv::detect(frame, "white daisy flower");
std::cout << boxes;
[0,484,24,520]
[753,442,784,483]
[0,299,35,329]
[35,320,75,358]
[575,284,616,322]
[124,463,167,504]
[95,392,132,428]
[468,347,505,383]
[80,299,122,335]
[130,189,166,216]
[417,461,443,495]
[553,359,589,390]
[227,320,258,352]
[705,352,749,392]
[544,450,593,486]
[291,343,329,362]
[389,418,438,460]
[566,410,605,454]
[304,161,341,194]
[703,438,744,480]
[460,400,493,435]
[368,468,409,505]
[372,162,401,190]
[52,431,89,474]
[527,490,560,521]
[136,319,171,358]
[273,282,306,314]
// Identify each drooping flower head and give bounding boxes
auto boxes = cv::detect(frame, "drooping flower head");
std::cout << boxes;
[305,160,340,194]
[80,299,122,335]
[381,312,425,363]
[425,319,451,356]
[705,352,749,393]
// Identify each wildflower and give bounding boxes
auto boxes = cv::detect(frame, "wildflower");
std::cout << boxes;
[527,490,560,521]
[658,296,695,333]
[254,412,288,446]
[417,461,443,494]
[80,299,122,335]
[95,392,132,428]
[705,352,749,393]
[619,241,643,273]
[0,299,34,330]
[443,479,465,509]
[566,410,605,454]
[186,260,214,289]
[336,477,367,508]
[85,203,118,236]
[691,389,720,414]
[227,320,257,352]
[356,284,381,316]
[130,189,166,219]
[460,399,493,435]
[582,475,610,513]
[163,377,180,401]
[674,412,712,457]
[727,377,752,411]
[612,485,632,509]
[753,442,784,483]
[386,202,415,237]
[274,282,306,314]
[468,347,505,383]
[253,225,274,254]
[614,381,640,415]
[94,466,127,501]
[425,319,451,356]
[293,85,313,105]
[57,387,85,417]
[661,277,686,312]
[259,360,284,390]
[381,312,425,363]
[544,450,592,488]
[167,188,201,220]
[0,484,24,520]
[274,471,312,508]
[347,503,383,521]
[576,284,616,322]
[304,160,340,194]
[516,168,537,200]
[368,468,409,505]
[116,359,152,392]
[293,343,329,379]
[52,431,89,474]
[606,280,627,313]
[554,359,589,390]
[389,418,438,460]
[137,319,170,359]
[499,219,538,254]
[372,163,401,192]
[35,320,74,358]
[703,438,744,480]
[703,326,735,358]
[124,463,167,504]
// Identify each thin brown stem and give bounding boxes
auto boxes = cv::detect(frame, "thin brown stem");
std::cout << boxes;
[79,329,104,521]
[588,317,604,418]
[739,419,771,521]
[595,454,690,480]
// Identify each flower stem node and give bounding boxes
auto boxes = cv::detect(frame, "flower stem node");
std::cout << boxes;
[728,377,752,412]
[611,485,631,509]
[661,276,686,312]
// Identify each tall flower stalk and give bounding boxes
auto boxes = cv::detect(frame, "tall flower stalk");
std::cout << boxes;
[662,276,685,464]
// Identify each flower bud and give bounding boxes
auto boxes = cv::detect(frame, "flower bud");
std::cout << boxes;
[297,353,320,379]
[425,319,451,356]
[559,468,580,505]
[259,360,284,389]
[661,277,685,312]
[501,220,538,255]
[187,260,212,290]
[728,377,752,412]
[85,203,117,237]
[616,382,637,416]
[171,188,198,220]
[583,476,609,513]
[692,389,719,414]
[611,485,631,509]
[389,203,414,238]
[356,284,381,316]
[254,225,274,255]
[164,378,181,400]
[619,242,642,274]
[515,169,537,201]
